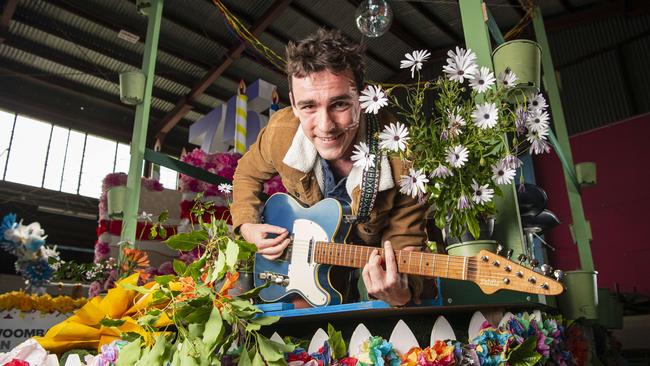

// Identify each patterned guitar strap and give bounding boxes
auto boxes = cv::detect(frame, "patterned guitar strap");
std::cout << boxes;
[355,113,381,223]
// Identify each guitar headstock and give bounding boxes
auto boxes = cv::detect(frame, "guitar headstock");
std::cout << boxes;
[472,250,564,296]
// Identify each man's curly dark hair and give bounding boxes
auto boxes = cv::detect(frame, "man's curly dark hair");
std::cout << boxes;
[286,28,366,92]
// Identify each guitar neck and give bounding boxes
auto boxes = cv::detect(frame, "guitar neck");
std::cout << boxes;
[313,241,475,282]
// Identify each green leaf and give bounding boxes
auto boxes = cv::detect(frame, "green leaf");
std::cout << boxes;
[245,323,261,332]
[250,315,280,326]
[116,339,142,366]
[173,259,187,276]
[231,299,261,318]
[137,313,161,327]
[507,336,542,366]
[100,318,126,327]
[210,250,227,283]
[155,274,175,286]
[165,230,209,251]
[179,341,200,366]
[202,307,224,350]
[256,335,284,362]
[135,335,168,366]
[237,282,270,299]
[189,323,205,339]
[121,283,153,295]
[158,210,169,223]
[237,346,252,366]
[466,214,481,240]
[252,351,265,366]
[185,306,212,324]
[225,239,240,271]
[327,323,346,360]
[159,226,168,240]
[149,227,158,240]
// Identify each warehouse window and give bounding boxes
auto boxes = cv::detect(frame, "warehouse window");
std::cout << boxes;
[0,109,179,198]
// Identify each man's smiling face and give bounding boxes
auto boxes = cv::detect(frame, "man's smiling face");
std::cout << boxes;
[290,69,361,161]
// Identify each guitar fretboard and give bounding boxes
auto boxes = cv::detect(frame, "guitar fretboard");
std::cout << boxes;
[313,241,477,281]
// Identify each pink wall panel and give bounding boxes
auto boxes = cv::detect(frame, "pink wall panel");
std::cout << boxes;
[533,113,650,296]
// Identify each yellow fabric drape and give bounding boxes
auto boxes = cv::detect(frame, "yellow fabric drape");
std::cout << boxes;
[34,274,172,353]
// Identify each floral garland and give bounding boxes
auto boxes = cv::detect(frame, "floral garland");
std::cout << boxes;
[0,291,86,314]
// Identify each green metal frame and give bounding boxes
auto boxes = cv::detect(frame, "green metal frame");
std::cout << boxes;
[120,0,163,244]
[532,7,595,271]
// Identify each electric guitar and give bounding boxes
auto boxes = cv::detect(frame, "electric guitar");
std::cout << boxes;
[254,193,564,307]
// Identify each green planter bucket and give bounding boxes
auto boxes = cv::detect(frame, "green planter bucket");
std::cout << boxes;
[446,240,498,257]
[107,186,127,218]
[597,288,623,329]
[558,270,599,320]
[492,40,542,94]
[119,71,145,105]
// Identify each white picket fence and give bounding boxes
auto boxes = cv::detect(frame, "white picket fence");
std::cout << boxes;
[270,309,544,356]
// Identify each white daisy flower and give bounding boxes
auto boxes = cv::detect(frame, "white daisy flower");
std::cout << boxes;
[351,142,376,171]
[447,113,466,138]
[472,102,499,129]
[218,183,233,194]
[359,85,388,114]
[502,154,523,170]
[138,211,153,222]
[469,66,496,93]
[443,47,478,83]
[431,165,453,179]
[399,168,429,198]
[526,109,550,133]
[471,179,494,205]
[457,195,471,211]
[379,122,410,152]
[492,161,516,185]
[446,145,469,168]
[497,69,518,89]
[528,92,548,111]
[526,130,551,155]
[400,49,431,78]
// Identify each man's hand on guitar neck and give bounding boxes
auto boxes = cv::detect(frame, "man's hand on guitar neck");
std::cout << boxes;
[362,241,412,307]
[240,223,291,260]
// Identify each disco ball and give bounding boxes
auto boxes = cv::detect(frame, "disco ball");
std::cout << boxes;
[355,0,393,38]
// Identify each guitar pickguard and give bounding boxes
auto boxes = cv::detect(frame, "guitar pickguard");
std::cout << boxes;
[285,219,329,306]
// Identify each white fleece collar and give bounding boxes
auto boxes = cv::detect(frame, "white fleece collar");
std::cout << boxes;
[282,124,394,199]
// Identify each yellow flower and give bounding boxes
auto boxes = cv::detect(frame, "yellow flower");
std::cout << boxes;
[0,291,86,314]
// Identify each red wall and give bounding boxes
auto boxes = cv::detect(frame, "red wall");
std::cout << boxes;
[534,113,650,296]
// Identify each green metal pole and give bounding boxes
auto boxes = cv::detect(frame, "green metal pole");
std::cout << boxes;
[121,0,164,245]
[532,6,595,271]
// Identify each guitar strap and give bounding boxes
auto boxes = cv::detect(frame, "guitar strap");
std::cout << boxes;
[355,113,381,223]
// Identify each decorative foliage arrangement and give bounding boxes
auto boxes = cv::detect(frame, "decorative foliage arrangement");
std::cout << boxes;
[355,48,553,240]
[0,213,60,292]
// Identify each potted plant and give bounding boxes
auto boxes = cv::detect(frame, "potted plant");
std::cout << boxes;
[354,47,553,255]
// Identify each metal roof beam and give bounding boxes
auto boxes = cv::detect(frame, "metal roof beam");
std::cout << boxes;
[506,0,527,19]
[4,33,213,115]
[558,0,577,13]
[288,2,399,73]
[407,1,463,44]
[544,0,650,32]
[0,0,18,44]
[42,0,230,103]
[155,0,292,141]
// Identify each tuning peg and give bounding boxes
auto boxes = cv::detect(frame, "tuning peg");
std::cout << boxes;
[553,269,564,282]
[517,253,528,265]
[540,264,552,276]
[506,249,514,260]
[496,244,504,256]
[529,258,539,268]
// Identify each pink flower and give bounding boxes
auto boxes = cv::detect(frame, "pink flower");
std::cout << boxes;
[88,281,103,298]
[94,241,110,262]
[263,175,287,195]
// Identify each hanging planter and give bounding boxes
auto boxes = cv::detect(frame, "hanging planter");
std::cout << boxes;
[558,270,599,320]
[107,186,127,218]
[444,218,497,257]
[492,40,542,94]
[119,71,145,105]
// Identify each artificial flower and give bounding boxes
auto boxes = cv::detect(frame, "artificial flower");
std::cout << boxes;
[528,92,548,111]
[3,360,29,366]
[491,161,516,185]
[469,66,496,93]
[497,69,518,89]
[526,109,550,133]
[357,336,399,366]
[445,145,469,168]
[379,122,410,152]
[471,327,511,366]
[400,50,431,78]
[457,195,471,211]
[351,142,376,171]
[471,180,494,205]
[359,85,388,114]
[431,165,453,179]
[399,168,429,199]
[527,130,551,155]
[447,113,466,138]
[443,47,478,83]
[472,102,498,129]
[218,183,233,194]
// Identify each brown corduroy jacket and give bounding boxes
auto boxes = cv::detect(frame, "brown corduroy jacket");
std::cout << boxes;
[231,107,428,252]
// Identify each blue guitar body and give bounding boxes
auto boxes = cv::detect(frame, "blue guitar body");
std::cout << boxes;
[254,193,352,307]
